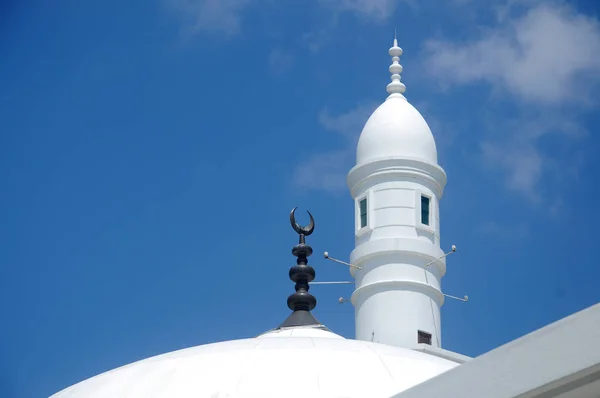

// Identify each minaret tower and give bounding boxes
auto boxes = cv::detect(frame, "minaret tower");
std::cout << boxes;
[347,38,448,349]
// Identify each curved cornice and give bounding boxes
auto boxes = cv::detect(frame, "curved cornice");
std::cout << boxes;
[350,238,447,278]
[347,157,447,198]
[351,279,445,307]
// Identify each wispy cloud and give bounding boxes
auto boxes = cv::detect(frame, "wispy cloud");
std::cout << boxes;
[303,0,417,53]
[481,140,543,202]
[318,103,378,142]
[479,110,586,201]
[293,149,353,193]
[167,0,252,37]
[293,103,377,193]
[268,49,294,76]
[167,0,405,41]
[478,220,530,240]
[424,3,600,105]
[317,0,400,21]
[423,1,600,205]
[302,22,338,55]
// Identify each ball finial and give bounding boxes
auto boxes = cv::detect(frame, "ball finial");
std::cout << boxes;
[386,36,406,97]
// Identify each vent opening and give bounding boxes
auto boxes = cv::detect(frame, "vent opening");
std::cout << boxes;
[418,330,432,345]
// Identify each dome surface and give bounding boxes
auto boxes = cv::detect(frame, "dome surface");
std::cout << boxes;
[356,95,438,165]
[51,326,458,398]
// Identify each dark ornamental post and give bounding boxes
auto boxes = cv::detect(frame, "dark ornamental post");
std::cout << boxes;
[287,207,317,312]
[277,207,323,328]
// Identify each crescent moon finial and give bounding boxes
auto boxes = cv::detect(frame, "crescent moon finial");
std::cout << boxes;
[290,207,315,236]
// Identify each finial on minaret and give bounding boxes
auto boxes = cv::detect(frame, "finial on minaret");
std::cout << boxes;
[277,208,321,328]
[386,36,406,98]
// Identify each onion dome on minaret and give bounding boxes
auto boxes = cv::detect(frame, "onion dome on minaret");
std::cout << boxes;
[354,37,439,166]
[277,207,324,328]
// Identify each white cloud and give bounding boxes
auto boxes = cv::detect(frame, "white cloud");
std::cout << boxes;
[424,3,600,105]
[293,150,353,193]
[317,0,398,21]
[167,0,402,40]
[478,108,586,201]
[478,220,530,239]
[293,103,376,192]
[423,1,599,205]
[302,24,338,54]
[167,0,251,37]
[302,0,408,53]
[268,49,294,76]
[481,140,542,201]
[479,110,589,205]
[318,103,377,141]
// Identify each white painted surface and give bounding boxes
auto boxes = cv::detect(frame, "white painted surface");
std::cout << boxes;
[356,96,438,166]
[356,39,438,166]
[50,326,458,398]
[410,343,472,364]
[257,325,341,338]
[348,39,447,349]
[393,303,600,398]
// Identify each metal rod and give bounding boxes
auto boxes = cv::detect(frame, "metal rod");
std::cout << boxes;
[425,245,457,267]
[443,293,469,302]
[324,252,363,270]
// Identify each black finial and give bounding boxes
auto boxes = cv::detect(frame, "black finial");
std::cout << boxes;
[287,207,316,312]
[290,207,315,244]
[277,207,321,328]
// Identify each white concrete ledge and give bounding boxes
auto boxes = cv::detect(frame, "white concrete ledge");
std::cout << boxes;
[410,344,471,364]
[347,157,446,198]
[393,303,600,398]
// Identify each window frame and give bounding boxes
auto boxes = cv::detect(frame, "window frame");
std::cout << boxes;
[415,190,435,233]
[355,191,372,232]
[421,194,431,226]
[359,198,368,229]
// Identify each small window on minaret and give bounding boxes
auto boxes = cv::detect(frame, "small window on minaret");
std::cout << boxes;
[418,330,432,345]
[359,198,368,228]
[421,195,430,226]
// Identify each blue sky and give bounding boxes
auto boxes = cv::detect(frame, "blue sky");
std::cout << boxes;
[2,0,600,396]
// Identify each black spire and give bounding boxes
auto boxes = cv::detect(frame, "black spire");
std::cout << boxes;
[278,207,322,328]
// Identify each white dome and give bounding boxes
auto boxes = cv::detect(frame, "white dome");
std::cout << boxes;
[356,95,438,165]
[51,326,458,398]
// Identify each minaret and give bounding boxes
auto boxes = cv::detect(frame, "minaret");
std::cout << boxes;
[347,38,448,349]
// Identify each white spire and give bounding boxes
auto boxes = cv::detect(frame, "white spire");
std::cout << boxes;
[386,37,406,98]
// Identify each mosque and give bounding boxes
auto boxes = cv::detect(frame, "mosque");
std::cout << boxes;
[51,39,600,398]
